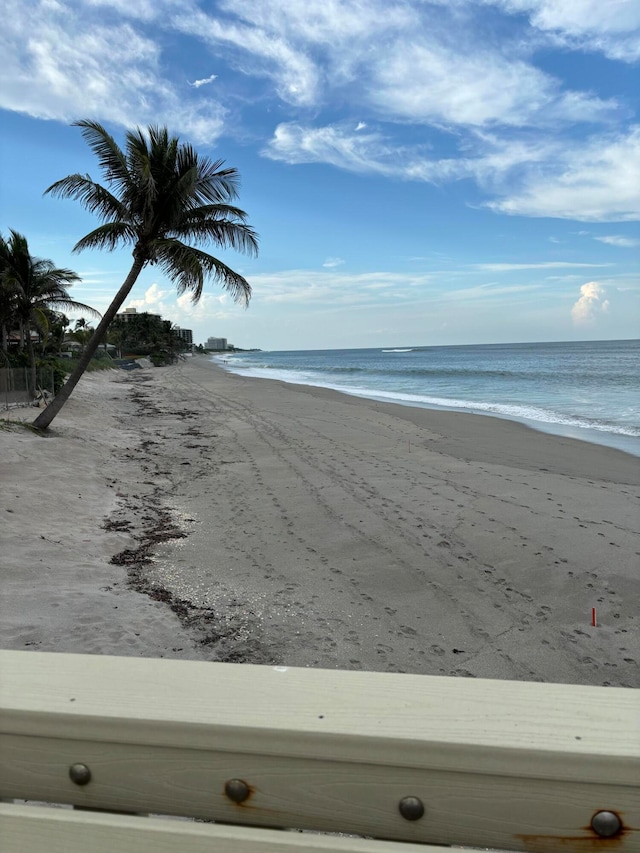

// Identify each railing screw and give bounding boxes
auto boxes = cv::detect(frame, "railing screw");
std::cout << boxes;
[225,779,250,803]
[69,763,92,786]
[399,796,425,821]
[591,811,621,838]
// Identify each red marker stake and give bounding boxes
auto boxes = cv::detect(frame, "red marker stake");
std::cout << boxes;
[591,607,597,627]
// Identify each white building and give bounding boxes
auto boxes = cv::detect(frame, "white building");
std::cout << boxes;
[206,337,228,350]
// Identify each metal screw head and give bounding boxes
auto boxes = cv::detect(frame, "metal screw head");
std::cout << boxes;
[398,796,425,821]
[69,763,91,786]
[591,811,621,838]
[225,779,250,803]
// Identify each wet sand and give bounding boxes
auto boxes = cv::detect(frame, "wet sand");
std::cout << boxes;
[1,357,638,686]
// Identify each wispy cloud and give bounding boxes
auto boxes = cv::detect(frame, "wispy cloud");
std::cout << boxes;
[1,0,638,227]
[249,269,434,306]
[0,0,226,142]
[487,127,640,221]
[487,0,640,62]
[263,123,405,176]
[370,38,616,128]
[323,257,345,268]
[594,234,640,248]
[188,73,218,88]
[447,283,544,301]
[474,261,612,271]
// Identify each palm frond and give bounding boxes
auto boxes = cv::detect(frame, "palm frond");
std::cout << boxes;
[45,175,128,223]
[32,267,81,288]
[126,126,157,212]
[73,222,137,253]
[155,239,252,306]
[73,120,132,196]
[45,298,102,319]
[170,215,259,256]
[30,305,50,335]
[191,158,241,204]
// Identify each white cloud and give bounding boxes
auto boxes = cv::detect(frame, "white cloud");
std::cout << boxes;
[188,74,218,88]
[323,257,345,268]
[84,0,166,21]
[2,0,638,229]
[488,0,640,62]
[370,39,616,128]
[264,122,475,184]
[125,283,167,309]
[264,123,400,175]
[172,5,322,107]
[0,0,226,142]
[265,122,640,223]
[125,284,234,327]
[594,235,640,248]
[249,269,434,306]
[177,0,619,129]
[571,281,611,324]
[488,127,640,221]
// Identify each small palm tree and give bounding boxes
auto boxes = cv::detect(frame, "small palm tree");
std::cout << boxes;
[0,230,98,394]
[34,120,258,429]
[70,317,95,353]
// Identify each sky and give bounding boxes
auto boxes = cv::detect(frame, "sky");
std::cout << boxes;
[1,0,639,351]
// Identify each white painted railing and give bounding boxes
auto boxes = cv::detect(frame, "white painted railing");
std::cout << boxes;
[0,651,637,851]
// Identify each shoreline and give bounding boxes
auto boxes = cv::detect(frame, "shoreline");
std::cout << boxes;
[216,358,640,459]
[2,357,638,686]
[254,374,639,482]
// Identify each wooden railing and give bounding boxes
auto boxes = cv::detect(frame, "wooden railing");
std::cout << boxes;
[0,651,637,852]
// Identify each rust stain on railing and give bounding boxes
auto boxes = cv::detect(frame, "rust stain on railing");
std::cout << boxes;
[516,810,633,851]
[223,778,255,807]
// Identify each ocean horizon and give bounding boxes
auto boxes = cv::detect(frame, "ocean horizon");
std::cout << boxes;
[215,339,640,457]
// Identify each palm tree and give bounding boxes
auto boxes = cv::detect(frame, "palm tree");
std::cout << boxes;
[70,317,95,353]
[33,121,258,429]
[0,230,98,394]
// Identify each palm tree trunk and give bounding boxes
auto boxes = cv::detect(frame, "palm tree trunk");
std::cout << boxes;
[33,255,146,429]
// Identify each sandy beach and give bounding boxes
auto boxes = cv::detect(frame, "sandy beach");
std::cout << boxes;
[1,356,638,686]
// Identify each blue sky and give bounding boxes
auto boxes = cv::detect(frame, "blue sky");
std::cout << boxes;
[1,0,639,350]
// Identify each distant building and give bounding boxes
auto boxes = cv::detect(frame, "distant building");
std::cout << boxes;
[206,337,227,350]
[116,307,161,322]
[176,328,193,346]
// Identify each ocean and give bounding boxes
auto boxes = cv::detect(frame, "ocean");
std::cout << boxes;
[215,339,640,457]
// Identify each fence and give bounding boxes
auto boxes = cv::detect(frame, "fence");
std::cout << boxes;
[0,366,55,410]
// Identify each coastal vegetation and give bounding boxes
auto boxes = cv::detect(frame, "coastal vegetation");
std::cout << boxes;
[0,230,100,396]
[33,120,259,429]
[107,312,190,364]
